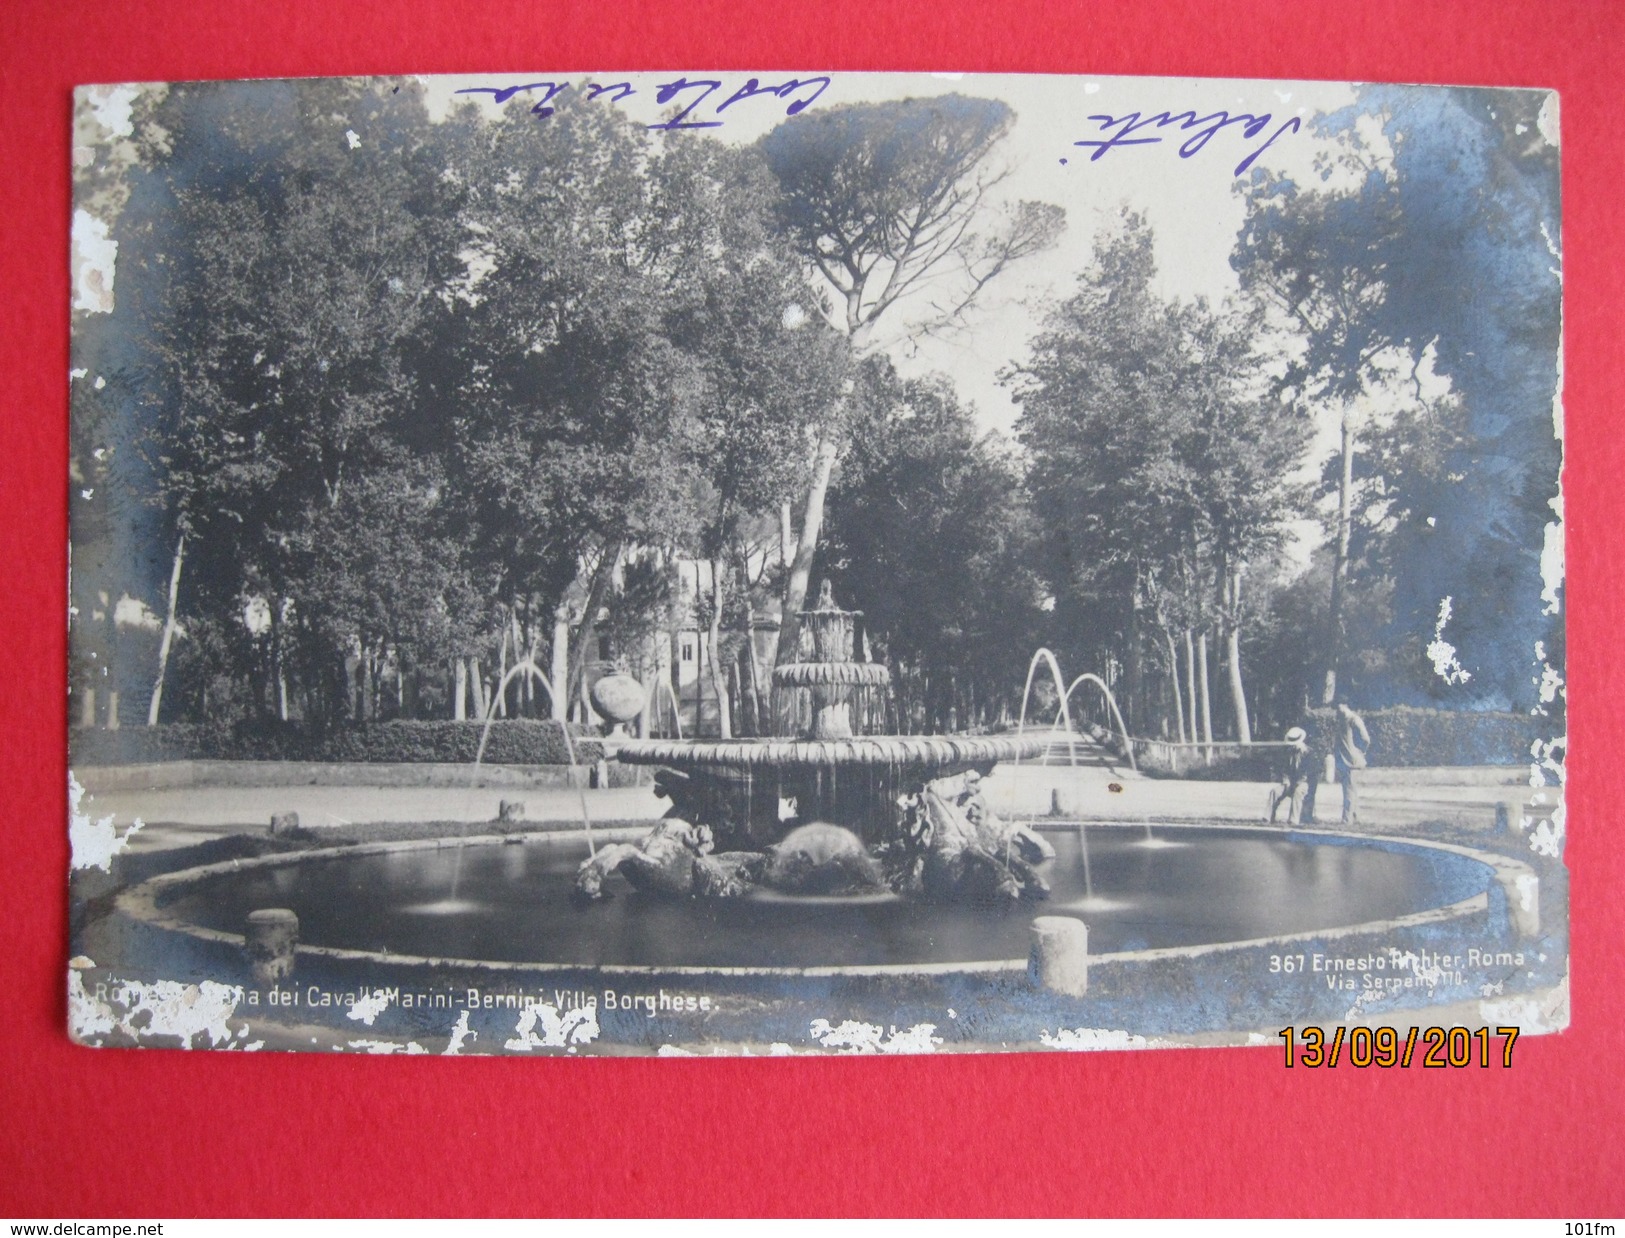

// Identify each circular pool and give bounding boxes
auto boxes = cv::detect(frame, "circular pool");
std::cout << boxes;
[142,824,1501,970]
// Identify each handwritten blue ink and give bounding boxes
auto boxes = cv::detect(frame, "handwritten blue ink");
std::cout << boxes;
[715,76,832,117]
[455,75,833,131]
[583,81,636,103]
[649,77,725,130]
[1075,109,1302,176]
[456,81,569,118]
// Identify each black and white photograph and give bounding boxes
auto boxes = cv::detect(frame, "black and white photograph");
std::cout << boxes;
[66,69,1566,1057]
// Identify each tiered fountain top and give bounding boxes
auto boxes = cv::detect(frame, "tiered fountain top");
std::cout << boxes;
[772,579,892,690]
[614,733,1050,768]
[615,579,1047,769]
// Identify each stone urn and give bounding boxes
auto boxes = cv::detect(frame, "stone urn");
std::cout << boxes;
[590,672,646,734]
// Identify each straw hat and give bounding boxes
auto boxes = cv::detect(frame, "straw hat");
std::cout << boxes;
[1284,726,1307,743]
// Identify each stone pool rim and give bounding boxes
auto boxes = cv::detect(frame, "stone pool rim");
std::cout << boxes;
[111,821,1537,980]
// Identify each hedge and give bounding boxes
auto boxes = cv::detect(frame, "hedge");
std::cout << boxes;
[1130,706,1551,780]
[70,719,605,768]
[1301,706,1548,768]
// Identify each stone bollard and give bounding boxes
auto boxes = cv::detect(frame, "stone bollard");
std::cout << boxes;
[270,811,299,835]
[594,758,612,789]
[245,909,299,984]
[1029,915,1089,996]
[497,799,526,824]
[1495,801,1523,838]
[1049,788,1063,817]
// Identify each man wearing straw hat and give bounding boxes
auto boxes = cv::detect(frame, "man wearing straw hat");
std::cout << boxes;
[1266,726,1311,824]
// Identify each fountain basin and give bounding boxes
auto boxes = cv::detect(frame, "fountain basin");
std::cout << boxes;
[118,823,1512,971]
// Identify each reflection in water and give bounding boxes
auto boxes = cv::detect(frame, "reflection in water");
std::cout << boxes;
[401,898,485,917]
[171,826,1493,970]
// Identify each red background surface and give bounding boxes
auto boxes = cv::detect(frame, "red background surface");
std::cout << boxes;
[2,0,1621,1218]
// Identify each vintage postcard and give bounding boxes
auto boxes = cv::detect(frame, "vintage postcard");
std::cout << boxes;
[67,71,1565,1057]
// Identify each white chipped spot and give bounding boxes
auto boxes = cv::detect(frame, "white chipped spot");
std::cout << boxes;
[1512,872,1539,914]
[1246,1032,1271,1046]
[114,593,161,631]
[1528,817,1562,858]
[1040,1027,1174,1051]
[1529,735,1566,786]
[345,129,361,149]
[70,970,244,1048]
[345,988,394,1026]
[1084,83,1101,94]
[504,1000,600,1051]
[67,969,117,1041]
[85,83,138,139]
[72,209,118,314]
[1537,92,1560,148]
[1480,975,1568,1034]
[442,1009,475,1055]
[346,1039,428,1055]
[809,1019,943,1054]
[767,1042,796,1056]
[68,771,142,872]
[657,1043,698,1056]
[1426,597,1471,685]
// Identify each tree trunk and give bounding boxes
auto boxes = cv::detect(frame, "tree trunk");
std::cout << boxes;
[775,431,839,669]
[568,541,621,717]
[1184,628,1199,746]
[706,558,733,739]
[1166,631,1187,744]
[147,533,186,726]
[550,609,571,721]
[741,593,763,737]
[1226,569,1252,743]
[1323,407,1356,706]
[453,658,467,721]
[779,499,796,570]
[360,646,374,722]
[468,656,486,720]
[510,611,530,715]
[494,628,508,718]
[1197,630,1214,750]
[1125,583,1143,734]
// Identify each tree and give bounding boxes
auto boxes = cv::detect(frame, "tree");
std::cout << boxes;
[1232,85,1561,712]
[822,362,1046,732]
[435,96,709,720]
[648,137,848,736]
[1012,216,1308,739]
[130,78,461,722]
[757,95,1064,668]
[1233,164,1402,706]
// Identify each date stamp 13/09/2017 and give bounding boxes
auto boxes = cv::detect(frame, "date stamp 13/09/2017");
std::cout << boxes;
[1280,1025,1520,1068]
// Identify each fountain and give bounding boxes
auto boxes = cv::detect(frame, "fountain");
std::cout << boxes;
[89,584,1553,1052]
[598,580,1055,901]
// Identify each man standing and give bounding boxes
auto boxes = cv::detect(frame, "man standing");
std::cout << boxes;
[1334,702,1372,824]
